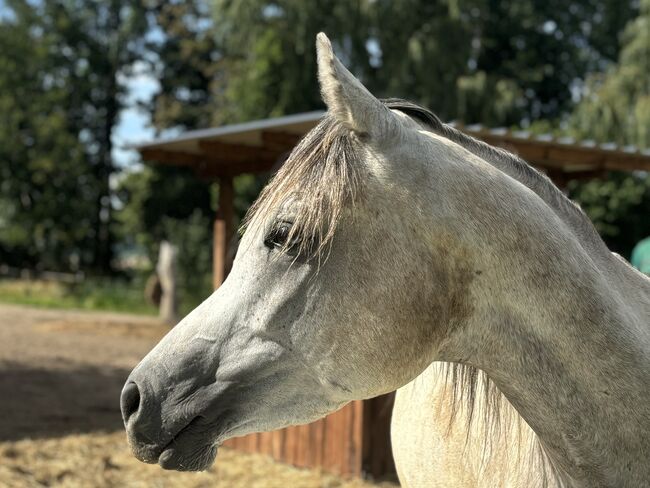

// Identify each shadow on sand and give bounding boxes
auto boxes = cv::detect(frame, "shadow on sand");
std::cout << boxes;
[0,360,130,441]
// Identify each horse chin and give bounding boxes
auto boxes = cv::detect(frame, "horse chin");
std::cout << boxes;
[158,443,218,472]
[157,416,220,472]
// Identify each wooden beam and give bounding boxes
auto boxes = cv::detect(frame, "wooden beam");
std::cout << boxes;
[213,177,234,289]
[198,140,280,161]
[197,159,277,179]
[261,131,302,151]
[472,134,650,171]
[141,147,279,178]
[547,147,604,166]
[477,137,551,162]
[603,157,650,172]
[565,169,609,181]
[143,133,650,178]
[534,160,599,172]
[140,148,205,167]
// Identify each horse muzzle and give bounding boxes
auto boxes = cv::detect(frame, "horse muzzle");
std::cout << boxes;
[120,375,230,471]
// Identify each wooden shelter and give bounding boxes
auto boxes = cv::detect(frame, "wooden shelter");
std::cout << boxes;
[135,112,650,479]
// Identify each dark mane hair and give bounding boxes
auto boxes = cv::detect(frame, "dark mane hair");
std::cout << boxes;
[383,98,608,258]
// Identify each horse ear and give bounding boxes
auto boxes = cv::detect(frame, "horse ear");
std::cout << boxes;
[316,33,400,140]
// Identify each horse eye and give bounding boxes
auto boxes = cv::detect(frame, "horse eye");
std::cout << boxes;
[264,223,295,251]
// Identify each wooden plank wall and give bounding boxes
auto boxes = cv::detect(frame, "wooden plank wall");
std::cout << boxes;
[224,400,365,477]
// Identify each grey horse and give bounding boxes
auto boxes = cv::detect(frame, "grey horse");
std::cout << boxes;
[122,33,650,487]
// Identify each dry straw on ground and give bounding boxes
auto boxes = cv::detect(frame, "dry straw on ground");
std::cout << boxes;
[0,431,397,488]
[0,305,398,488]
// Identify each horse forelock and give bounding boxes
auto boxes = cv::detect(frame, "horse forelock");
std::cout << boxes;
[243,115,362,259]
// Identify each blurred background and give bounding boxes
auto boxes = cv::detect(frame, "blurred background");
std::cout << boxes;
[0,0,648,487]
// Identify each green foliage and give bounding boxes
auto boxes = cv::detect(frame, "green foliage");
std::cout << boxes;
[111,1,224,308]
[0,3,93,270]
[571,0,650,147]
[115,166,215,311]
[211,0,637,126]
[147,0,222,130]
[233,173,269,224]
[212,0,372,123]
[1,0,648,310]
[120,0,650,295]
[115,166,213,251]
[0,278,156,315]
[569,173,650,257]
[0,0,151,272]
[568,0,650,258]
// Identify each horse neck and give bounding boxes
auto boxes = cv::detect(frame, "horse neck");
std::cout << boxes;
[449,242,650,486]
[433,121,615,267]
[408,125,649,485]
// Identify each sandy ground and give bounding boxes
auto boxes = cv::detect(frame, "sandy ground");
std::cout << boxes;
[0,304,397,488]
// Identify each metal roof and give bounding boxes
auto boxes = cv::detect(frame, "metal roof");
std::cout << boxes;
[134,112,650,179]
[133,111,324,155]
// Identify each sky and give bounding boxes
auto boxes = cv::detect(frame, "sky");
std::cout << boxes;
[113,26,169,170]
[113,69,160,170]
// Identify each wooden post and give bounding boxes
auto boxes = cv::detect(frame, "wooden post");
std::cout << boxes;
[213,176,234,289]
[157,241,178,325]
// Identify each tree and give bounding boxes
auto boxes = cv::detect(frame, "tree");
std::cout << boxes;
[568,0,650,257]
[115,0,220,302]
[147,0,222,131]
[212,0,637,126]
[572,0,650,147]
[0,1,93,270]
[40,0,151,272]
[0,0,152,273]
[212,0,372,123]
[568,174,650,257]
[114,165,215,309]
[2,0,643,276]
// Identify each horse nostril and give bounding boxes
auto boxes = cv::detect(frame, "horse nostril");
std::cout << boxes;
[121,381,141,423]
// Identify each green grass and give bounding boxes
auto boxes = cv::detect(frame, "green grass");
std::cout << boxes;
[0,278,158,315]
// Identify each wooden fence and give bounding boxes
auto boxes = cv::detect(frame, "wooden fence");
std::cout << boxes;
[224,393,396,479]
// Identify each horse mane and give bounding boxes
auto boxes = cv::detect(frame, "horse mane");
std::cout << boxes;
[385,98,570,485]
[247,98,607,265]
[384,98,609,259]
